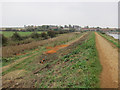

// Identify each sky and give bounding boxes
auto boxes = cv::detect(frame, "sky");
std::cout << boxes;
[0,0,119,28]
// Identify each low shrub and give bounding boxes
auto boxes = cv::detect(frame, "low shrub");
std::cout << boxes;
[54,31,59,34]
[11,32,23,41]
[2,34,8,46]
[40,32,48,39]
[30,32,41,39]
[47,30,56,38]
[99,31,105,34]
[59,31,64,34]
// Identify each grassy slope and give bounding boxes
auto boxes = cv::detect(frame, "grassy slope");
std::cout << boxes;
[32,32,101,88]
[47,32,101,88]
[32,33,101,88]
[3,32,102,88]
[98,32,120,48]
[2,33,84,68]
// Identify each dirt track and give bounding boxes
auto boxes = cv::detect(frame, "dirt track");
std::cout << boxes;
[2,53,37,72]
[95,32,118,88]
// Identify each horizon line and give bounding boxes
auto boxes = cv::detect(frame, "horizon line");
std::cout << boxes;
[0,25,118,28]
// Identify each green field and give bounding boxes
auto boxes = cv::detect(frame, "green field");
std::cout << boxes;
[1,31,43,37]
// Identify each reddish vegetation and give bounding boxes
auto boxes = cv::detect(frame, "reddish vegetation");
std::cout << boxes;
[40,59,46,64]
[46,50,57,54]
[16,53,27,56]
[23,53,26,55]
[2,33,78,58]
[45,45,68,54]
[46,46,53,49]
[16,48,39,56]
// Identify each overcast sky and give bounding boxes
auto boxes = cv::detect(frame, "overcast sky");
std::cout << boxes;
[1,1,118,28]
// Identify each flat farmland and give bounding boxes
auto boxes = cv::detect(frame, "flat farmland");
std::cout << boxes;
[1,31,43,37]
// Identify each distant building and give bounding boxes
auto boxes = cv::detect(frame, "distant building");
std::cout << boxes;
[63,28,69,30]
[1,27,24,31]
[81,27,118,32]
[81,28,97,31]
[49,25,58,30]
[100,28,117,32]
[73,25,81,31]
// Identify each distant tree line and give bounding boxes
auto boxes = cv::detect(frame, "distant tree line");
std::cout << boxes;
[2,24,81,32]
[1,30,70,46]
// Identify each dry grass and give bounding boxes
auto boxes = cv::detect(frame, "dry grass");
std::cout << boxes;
[2,32,82,58]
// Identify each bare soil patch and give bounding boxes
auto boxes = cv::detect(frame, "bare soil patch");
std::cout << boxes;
[95,32,118,88]
[45,45,68,54]
[2,70,26,88]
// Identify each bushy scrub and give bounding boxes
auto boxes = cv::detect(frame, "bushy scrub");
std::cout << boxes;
[1,34,8,46]
[11,32,23,41]
[47,30,56,38]
[30,32,41,39]
[40,32,48,39]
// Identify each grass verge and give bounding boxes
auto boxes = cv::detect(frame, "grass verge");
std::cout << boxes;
[98,32,120,48]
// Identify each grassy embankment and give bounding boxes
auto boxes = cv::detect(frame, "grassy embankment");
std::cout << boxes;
[34,32,101,88]
[98,32,120,48]
[40,32,101,88]
[3,32,102,88]
[2,32,84,67]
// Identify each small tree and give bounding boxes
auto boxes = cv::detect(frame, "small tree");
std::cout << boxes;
[47,30,56,38]
[0,34,8,46]
[11,32,23,41]
[59,31,64,34]
[30,32,40,39]
[41,32,48,39]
